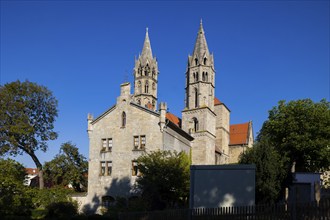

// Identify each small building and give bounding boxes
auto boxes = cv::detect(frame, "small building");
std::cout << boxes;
[24,168,39,187]
[190,164,256,208]
[289,172,322,203]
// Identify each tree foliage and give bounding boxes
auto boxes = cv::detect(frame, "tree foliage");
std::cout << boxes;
[259,99,330,172]
[136,150,190,210]
[0,80,58,189]
[44,142,88,192]
[240,98,330,203]
[0,158,33,216]
[239,139,288,204]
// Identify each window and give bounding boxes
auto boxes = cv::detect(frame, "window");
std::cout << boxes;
[205,72,208,82]
[133,135,146,150]
[108,138,113,151]
[195,88,198,108]
[132,161,139,176]
[145,81,149,93]
[195,72,199,82]
[100,161,106,176]
[141,135,146,148]
[100,161,112,176]
[107,161,112,176]
[203,57,207,65]
[195,58,198,66]
[102,139,107,151]
[202,72,205,81]
[122,112,126,127]
[193,117,199,132]
[101,138,113,152]
[134,136,139,149]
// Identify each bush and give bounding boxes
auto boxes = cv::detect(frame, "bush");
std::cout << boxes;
[45,201,77,219]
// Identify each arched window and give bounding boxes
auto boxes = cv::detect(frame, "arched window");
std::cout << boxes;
[196,72,199,82]
[145,64,150,76]
[194,88,198,108]
[193,117,199,132]
[193,72,196,82]
[202,72,205,81]
[145,81,149,93]
[205,72,208,82]
[195,58,198,66]
[203,57,207,65]
[122,112,126,127]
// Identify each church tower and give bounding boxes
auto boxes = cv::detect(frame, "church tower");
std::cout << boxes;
[182,21,216,165]
[133,28,159,110]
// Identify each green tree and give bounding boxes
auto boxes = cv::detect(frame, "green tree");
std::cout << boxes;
[259,99,330,172]
[44,142,88,192]
[239,139,288,204]
[0,158,33,216]
[136,150,190,210]
[0,80,58,189]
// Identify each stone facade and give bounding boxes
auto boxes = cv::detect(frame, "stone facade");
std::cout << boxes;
[85,22,253,212]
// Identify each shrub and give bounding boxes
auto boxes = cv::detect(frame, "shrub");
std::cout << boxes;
[45,201,77,219]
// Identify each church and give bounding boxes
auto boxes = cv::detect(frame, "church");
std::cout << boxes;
[85,22,253,210]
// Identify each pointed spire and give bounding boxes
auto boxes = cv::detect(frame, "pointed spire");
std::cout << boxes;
[192,20,210,61]
[141,27,153,62]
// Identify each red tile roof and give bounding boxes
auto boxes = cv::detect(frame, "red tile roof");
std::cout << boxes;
[230,122,249,145]
[166,112,181,127]
[214,97,222,106]
[25,168,39,175]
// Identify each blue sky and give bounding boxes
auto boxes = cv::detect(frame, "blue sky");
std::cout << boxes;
[1,0,329,168]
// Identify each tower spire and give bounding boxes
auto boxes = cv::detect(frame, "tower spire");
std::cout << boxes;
[192,20,210,61]
[141,27,153,62]
[133,28,158,111]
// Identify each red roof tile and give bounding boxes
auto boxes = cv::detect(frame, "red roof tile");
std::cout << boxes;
[25,168,39,175]
[214,97,222,106]
[166,112,181,127]
[230,122,249,145]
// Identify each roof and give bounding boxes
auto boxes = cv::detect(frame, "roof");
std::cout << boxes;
[25,168,39,175]
[166,112,181,127]
[230,122,250,145]
[192,20,210,60]
[214,97,222,106]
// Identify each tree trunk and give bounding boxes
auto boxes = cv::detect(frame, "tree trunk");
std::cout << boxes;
[38,169,44,189]
[28,151,44,189]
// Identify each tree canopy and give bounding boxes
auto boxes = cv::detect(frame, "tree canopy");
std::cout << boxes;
[239,138,288,204]
[0,80,58,188]
[240,98,330,203]
[44,142,88,192]
[0,158,33,216]
[136,150,190,210]
[259,99,330,172]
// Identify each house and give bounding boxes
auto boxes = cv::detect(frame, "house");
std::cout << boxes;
[24,168,39,187]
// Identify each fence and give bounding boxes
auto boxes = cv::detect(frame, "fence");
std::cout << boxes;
[118,200,330,220]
